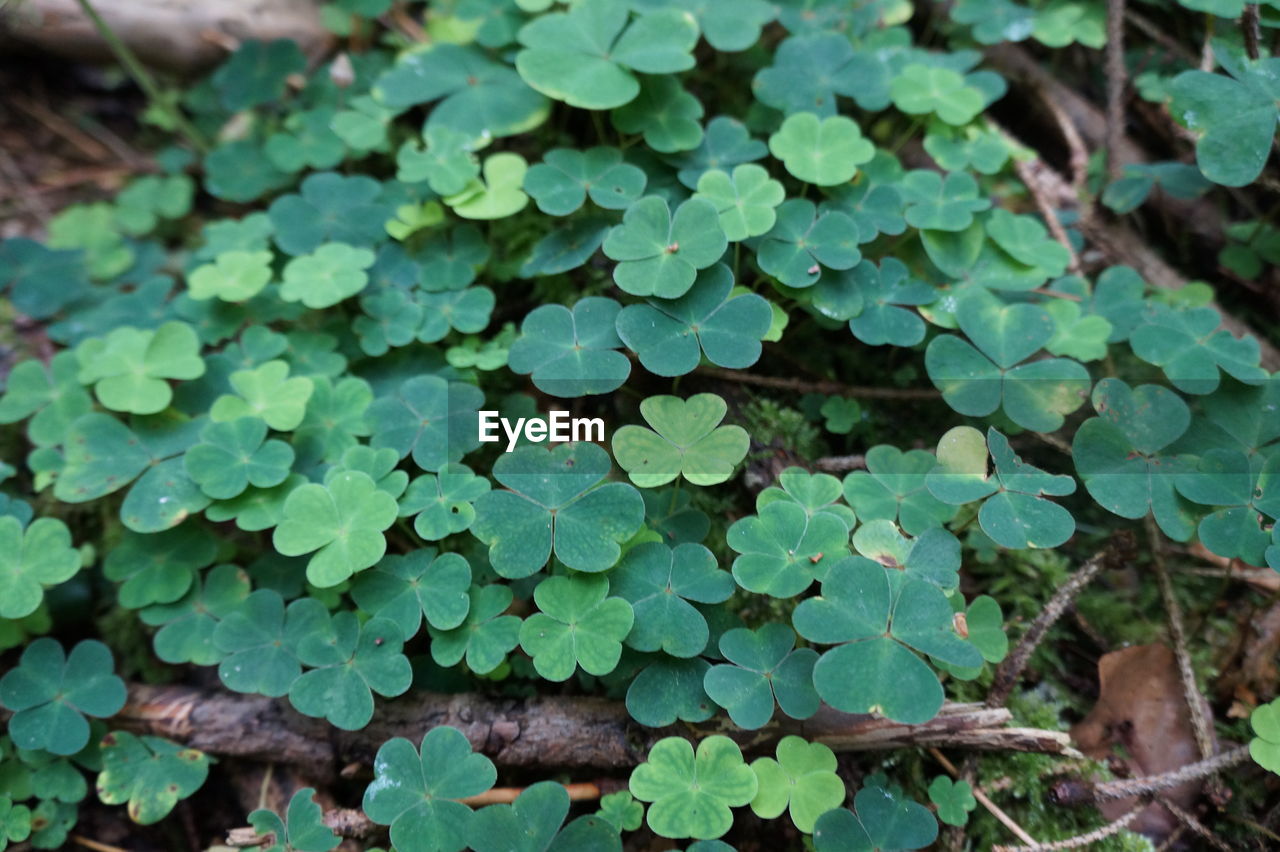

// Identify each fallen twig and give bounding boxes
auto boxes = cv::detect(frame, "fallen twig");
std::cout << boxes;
[992,802,1143,851]
[1050,744,1249,805]
[986,533,1135,708]
[1105,0,1127,182]
[695,366,940,400]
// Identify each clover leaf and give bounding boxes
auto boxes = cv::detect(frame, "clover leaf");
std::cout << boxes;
[703,624,820,730]
[612,74,704,153]
[472,442,644,576]
[626,656,718,727]
[753,32,878,116]
[362,727,497,852]
[986,209,1071,278]
[188,249,273,303]
[352,549,472,636]
[289,614,412,730]
[1169,61,1280,187]
[515,0,699,109]
[268,173,391,257]
[630,736,758,840]
[890,64,985,125]
[1129,303,1266,395]
[75,322,205,415]
[603,196,727,298]
[444,153,530,220]
[632,0,776,51]
[397,464,490,540]
[749,737,844,834]
[104,522,217,608]
[612,541,734,657]
[1250,699,1280,774]
[758,199,860,288]
[396,125,484,196]
[769,112,874,186]
[524,147,646,215]
[843,445,955,536]
[375,43,548,138]
[727,500,851,598]
[211,360,315,431]
[212,39,305,110]
[0,238,89,318]
[468,781,622,852]
[507,297,631,397]
[280,243,376,310]
[900,171,991,231]
[428,584,522,674]
[367,375,484,472]
[1175,449,1280,565]
[757,466,856,528]
[612,393,749,487]
[813,783,938,852]
[597,790,644,832]
[139,564,250,665]
[925,288,1090,431]
[272,470,400,587]
[0,517,80,620]
[669,116,768,189]
[212,590,314,696]
[183,417,294,500]
[249,787,340,852]
[0,351,93,447]
[927,776,976,827]
[0,639,126,756]
[794,558,980,722]
[692,165,785,242]
[1072,379,1195,539]
[615,264,772,377]
[97,732,209,825]
[519,573,633,681]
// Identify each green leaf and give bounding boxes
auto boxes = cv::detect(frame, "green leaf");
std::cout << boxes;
[212,39,305,110]
[629,736,758,840]
[0,639,126,755]
[0,517,80,619]
[189,249,274,303]
[927,776,976,826]
[768,112,874,186]
[669,116,768,189]
[749,737,844,833]
[758,466,856,527]
[758,199,860,288]
[183,417,294,500]
[76,322,205,415]
[397,464,491,540]
[96,732,208,825]
[603,196,727,298]
[843,445,955,535]
[0,352,94,447]
[213,590,309,696]
[377,44,548,138]
[367,375,485,472]
[0,238,89,318]
[1250,698,1280,774]
[693,164,785,242]
[104,522,217,608]
[703,624,819,729]
[845,258,936,347]
[519,573,634,681]
[728,500,850,598]
[901,171,991,231]
[272,471,400,587]
[508,297,631,397]
[249,787,340,852]
[428,584,522,674]
[524,147,646,215]
[468,781,621,852]
[472,442,645,576]
[289,615,412,730]
[280,243,377,309]
[268,173,391,257]
[631,0,776,51]
[890,64,985,125]
[1130,304,1266,395]
[612,541,734,658]
[362,727,497,852]
[140,564,251,665]
[445,153,530,220]
[613,393,749,487]
[515,1,699,110]
[352,549,473,636]
[753,32,878,116]
[794,558,979,722]
[813,783,938,851]
[617,264,773,377]
[612,74,705,153]
[1169,63,1280,187]
[978,429,1077,549]
[626,656,718,727]
[597,790,644,832]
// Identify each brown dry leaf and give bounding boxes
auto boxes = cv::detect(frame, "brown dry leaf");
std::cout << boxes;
[1070,643,1212,842]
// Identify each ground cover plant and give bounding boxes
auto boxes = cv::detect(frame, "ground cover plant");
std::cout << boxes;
[2,0,1280,848]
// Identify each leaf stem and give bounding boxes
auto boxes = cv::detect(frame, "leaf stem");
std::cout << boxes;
[72,0,210,154]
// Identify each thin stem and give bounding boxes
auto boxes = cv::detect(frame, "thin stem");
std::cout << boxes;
[72,0,209,153]
[694,365,941,400]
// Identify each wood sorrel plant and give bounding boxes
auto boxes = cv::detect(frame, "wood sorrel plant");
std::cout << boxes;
[1,0,1279,848]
